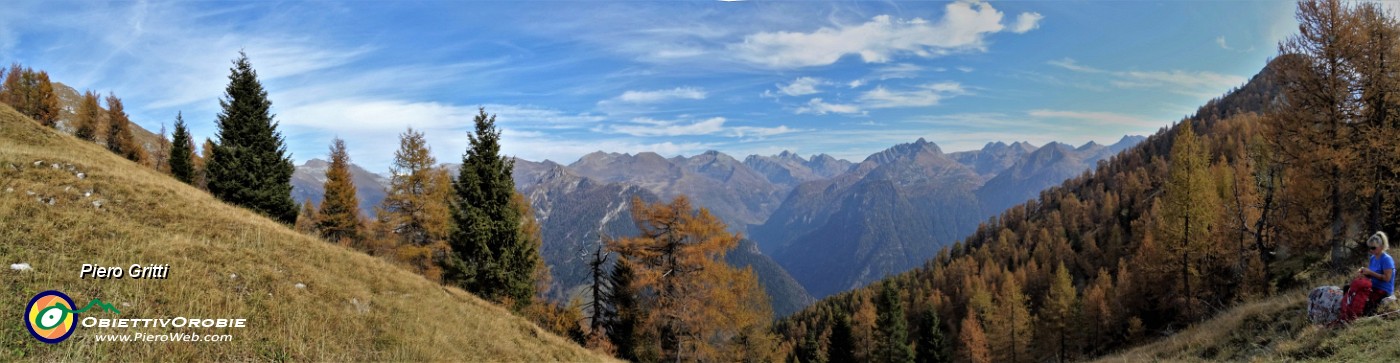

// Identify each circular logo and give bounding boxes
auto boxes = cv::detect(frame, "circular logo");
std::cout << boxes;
[25,290,77,344]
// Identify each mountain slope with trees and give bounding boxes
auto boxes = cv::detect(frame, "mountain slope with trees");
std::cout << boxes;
[776,1,1400,359]
[0,103,612,361]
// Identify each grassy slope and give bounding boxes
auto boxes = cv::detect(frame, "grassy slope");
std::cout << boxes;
[0,104,613,362]
[1094,283,1400,362]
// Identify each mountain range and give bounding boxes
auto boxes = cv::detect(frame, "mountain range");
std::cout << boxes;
[291,134,1143,310]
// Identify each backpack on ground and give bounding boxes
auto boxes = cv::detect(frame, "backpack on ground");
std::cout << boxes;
[1339,277,1373,323]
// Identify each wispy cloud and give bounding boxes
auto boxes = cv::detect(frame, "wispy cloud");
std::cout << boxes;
[796,98,863,115]
[1028,109,1158,127]
[277,99,606,170]
[728,2,1041,68]
[610,117,727,136]
[612,87,707,103]
[858,82,966,108]
[776,77,826,96]
[606,116,795,137]
[1048,58,1247,97]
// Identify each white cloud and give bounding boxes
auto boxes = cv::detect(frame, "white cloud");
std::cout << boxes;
[612,87,707,103]
[777,77,826,96]
[1049,58,1247,96]
[848,79,866,88]
[858,82,966,108]
[1010,12,1043,33]
[796,98,862,115]
[611,117,727,137]
[728,1,1042,68]
[1047,58,1102,73]
[875,63,925,80]
[485,104,608,127]
[605,116,797,138]
[277,100,607,170]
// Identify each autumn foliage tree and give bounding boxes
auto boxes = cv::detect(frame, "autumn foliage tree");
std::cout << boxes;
[1039,262,1080,363]
[957,309,990,363]
[1157,120,1217,320]
[607,196,782,362]
[105,93,145,163]
[778,3,1400,362]
[317,137,361,244]
[0,63,60,128]
[295,199,318,235]
[377,127,453,281]
[74,90,101,142]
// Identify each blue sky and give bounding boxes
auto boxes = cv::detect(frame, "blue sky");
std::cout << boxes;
[1,1,1300,172]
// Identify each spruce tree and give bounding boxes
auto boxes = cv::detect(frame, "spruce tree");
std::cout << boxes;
[169,113,196,184]
[205,52,298,224]
[915,309,949,363]
[876,281,915,363]
[446,107,539,307]
[605,258,640,362]
[796,326,829,363]
[317,137,361,243]
[828,317,858,363]
[74,90,100,142]
[105,93,144,163]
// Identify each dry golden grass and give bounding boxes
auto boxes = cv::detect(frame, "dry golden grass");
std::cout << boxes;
[1094,282,1400,363]
[0,104,616,362]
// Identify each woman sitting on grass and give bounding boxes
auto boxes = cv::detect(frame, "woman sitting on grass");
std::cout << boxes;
[1357,231,1394,316]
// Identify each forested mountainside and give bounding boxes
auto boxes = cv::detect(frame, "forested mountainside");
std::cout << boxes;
[778,34,1400,361]
[752,137,1140,299]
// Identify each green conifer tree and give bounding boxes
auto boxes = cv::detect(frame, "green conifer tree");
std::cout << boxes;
[916,309,949,363]
[828,317,858,363]
[445,107,540,307]
[205,52,298,224]
[876,282,915,363]
[169,113,196,184]
[605,258,641,362]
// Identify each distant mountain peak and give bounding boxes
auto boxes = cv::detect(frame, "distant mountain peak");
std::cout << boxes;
[301,158,330,168]
[866,138,944,165]
[775,150,805,162]
[1115,135,1147,146]
[1077,141,1103,151]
